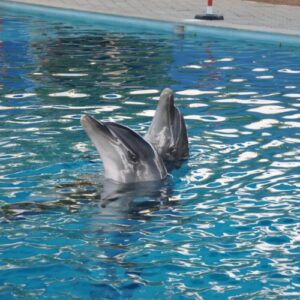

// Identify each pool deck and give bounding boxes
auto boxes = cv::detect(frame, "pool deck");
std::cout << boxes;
[3,0,300,37]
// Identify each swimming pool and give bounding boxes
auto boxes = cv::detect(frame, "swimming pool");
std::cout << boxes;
[0,5,300,299]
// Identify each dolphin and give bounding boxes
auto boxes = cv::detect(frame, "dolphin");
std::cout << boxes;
[81,115,167,183]
[145,88,189,161]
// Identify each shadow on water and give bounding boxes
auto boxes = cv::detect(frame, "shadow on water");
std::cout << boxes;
[100,179,171,209]
[0,173,177,222]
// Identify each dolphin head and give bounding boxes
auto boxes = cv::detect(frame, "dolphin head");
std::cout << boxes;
[145,88,189,161]
[81,115,167,183]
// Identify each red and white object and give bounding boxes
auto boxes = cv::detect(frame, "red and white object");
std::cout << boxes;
[194,0,224,21]
[207,0,214,15]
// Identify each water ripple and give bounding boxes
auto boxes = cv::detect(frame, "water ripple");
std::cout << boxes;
[0,10,300,300]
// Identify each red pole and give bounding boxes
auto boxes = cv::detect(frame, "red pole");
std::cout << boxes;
[207,0,213,15]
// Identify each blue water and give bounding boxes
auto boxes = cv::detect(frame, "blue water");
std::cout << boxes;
[1,7,300,299]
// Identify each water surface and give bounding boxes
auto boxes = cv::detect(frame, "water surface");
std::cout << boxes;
[0,8,300,299]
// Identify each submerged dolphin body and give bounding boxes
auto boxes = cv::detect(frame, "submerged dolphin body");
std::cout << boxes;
[81,115,167,183]
[145,88,189,161]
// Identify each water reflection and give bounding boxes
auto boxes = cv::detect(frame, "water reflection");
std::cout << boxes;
[0,176,174,221]
[29,33,173,92]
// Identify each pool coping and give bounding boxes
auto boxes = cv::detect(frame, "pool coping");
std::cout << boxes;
[1,0,300,46]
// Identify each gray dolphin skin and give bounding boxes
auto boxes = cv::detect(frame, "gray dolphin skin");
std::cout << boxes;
[81,115,167,183]
[145,88,189,161]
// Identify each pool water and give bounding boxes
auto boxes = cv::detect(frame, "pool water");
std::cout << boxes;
[1,7,300,300]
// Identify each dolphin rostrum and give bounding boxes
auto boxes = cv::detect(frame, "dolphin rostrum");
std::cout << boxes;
[145,88,189,161]
[81,115,167,183]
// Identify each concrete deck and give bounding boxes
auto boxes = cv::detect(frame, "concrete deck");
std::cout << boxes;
[3,0,300,36]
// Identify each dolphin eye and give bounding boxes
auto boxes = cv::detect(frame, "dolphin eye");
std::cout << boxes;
[128,151,138,163]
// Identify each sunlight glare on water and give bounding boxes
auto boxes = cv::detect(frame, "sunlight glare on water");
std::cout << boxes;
[0,7,300,300]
